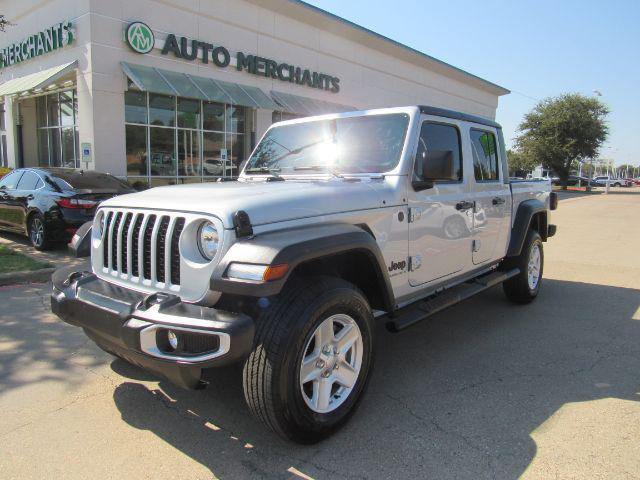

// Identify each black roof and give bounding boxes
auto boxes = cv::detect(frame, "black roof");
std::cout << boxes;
[419,106,502,129]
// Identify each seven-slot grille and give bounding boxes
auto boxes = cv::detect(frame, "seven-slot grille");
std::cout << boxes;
[101,210,186,286]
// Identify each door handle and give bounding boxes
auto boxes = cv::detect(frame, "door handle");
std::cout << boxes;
[26,194,34,200]
[492,197,505,205]
[456,201,475,211]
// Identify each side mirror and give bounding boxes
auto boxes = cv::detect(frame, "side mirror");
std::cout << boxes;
[412,150,457,191]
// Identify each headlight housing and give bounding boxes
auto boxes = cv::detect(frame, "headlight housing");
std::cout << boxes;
[197,221,219,260]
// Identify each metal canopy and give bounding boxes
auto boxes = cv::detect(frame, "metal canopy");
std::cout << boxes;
[122,62,280,110]
[0,61,77,97]
[270,90,354,116]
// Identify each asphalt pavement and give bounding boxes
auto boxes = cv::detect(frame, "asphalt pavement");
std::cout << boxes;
[1,190,639,479]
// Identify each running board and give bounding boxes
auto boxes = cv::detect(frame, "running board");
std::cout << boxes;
[385,268,520,333]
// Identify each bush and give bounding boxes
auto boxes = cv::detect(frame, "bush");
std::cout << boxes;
[0,166,12,178]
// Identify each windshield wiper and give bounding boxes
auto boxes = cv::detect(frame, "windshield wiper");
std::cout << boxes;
[245,167,281,174]
[244,167,285,181]
[293,165,343,178]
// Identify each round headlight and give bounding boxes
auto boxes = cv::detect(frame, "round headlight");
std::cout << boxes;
[198,221,219,260]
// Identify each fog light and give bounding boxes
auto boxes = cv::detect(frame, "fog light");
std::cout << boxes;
[167,330,179,350]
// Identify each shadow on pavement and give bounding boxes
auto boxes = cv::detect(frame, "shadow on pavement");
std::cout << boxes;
[110,278,640,479]
[0,284,105,396]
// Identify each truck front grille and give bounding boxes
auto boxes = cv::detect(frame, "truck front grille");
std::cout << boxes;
[101,209,184,287]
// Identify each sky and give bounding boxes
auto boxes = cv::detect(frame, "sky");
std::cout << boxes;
[304,0,640,167]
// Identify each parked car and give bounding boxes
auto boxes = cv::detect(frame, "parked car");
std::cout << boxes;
[551,175,591,187]
[0,168,134,250]
[52,105,557,443]
[592,176,629,187]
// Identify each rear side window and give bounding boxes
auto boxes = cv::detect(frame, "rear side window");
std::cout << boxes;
[0,171,23,189]
[414,122,463,181]
[17,171,41,190]
[470,129,499,182]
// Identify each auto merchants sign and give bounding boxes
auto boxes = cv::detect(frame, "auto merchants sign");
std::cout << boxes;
[125,21,340,93]
[0,21,75,69]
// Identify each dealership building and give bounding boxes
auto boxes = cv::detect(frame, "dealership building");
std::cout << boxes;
[0,0,508,187]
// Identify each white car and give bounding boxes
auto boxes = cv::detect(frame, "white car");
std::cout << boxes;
[52,105,557,443]
[593,176,629,187]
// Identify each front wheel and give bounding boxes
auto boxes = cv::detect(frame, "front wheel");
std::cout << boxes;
[502,229,544,304]
[243,276,374,444]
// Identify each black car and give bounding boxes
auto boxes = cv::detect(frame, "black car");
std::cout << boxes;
[0,168,134,250]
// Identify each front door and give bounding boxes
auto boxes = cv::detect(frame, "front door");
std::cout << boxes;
[408,119,473,287]
[0,171,24,230]
[469,128,510,264]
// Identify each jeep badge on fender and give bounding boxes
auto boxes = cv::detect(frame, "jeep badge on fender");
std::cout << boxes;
[51,106,556,444]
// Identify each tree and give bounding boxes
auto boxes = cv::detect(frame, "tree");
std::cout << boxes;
[507,148,538,176]
[515,93,609,189]
[0,16,9,32]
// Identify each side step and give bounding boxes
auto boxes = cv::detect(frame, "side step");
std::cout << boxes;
[386,268,520,333]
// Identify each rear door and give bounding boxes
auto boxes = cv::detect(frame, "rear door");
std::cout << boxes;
[408,118,473,286]
[468,128,511,265]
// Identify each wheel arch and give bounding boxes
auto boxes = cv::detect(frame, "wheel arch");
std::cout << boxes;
[507,199,548,257]
[210,223,395,313]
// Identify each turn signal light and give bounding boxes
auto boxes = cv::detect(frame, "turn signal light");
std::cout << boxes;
[263,264,289,282]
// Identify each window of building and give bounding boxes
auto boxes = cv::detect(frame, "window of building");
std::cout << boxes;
[414,122,463,182]
[0,103,6,167]
[125,90,253,186]
[272,111,300,124]
[470,129,499,182]
[36,89,79,168]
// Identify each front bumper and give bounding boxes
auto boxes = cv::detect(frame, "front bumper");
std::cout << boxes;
[51,265,254,389]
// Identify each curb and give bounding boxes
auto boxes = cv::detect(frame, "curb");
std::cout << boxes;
[0,267,56,286]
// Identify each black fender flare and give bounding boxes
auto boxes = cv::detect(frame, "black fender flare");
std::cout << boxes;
[69,221,93,257]
[210,223,395,311]
[507,199,548,257]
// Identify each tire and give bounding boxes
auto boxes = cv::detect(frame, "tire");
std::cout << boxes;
[243,276,375,444]
[614,182,621,187]
[28,213,52,251]
[502,229,544,304]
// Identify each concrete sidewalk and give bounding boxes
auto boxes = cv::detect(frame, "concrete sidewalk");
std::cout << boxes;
[1,192,639,479]
[0,231,85,270]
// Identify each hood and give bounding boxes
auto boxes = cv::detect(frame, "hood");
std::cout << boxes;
[101,178,394,228]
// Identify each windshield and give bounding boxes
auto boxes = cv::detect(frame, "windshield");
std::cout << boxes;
[244,113,410,175]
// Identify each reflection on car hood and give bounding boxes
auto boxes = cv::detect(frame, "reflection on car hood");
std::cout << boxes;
[100,178,391,228]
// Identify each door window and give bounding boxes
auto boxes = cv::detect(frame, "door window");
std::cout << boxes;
[0,171,23,189]
[16,171,40,190]
[414,122,463,182]
[470,130,499,181]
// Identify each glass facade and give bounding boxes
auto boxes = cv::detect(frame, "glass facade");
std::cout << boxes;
[125,88,253,188]
[0,103,6,167]
[36,89,79,168]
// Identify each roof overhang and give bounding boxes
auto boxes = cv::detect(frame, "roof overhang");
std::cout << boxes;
[0,61,77,97]
[245,0,510,97]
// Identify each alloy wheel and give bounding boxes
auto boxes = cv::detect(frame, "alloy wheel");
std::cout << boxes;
[299,314,363,414]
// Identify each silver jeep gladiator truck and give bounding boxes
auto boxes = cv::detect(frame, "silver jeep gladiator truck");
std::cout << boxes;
[52,106,557,443]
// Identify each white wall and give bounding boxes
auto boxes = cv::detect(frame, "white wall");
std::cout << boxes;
[0,0,505,174]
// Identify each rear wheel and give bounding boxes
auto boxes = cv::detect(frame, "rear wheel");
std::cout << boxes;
[28,213,52,251]
[502,229,543,304]
[243,276,375,444]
